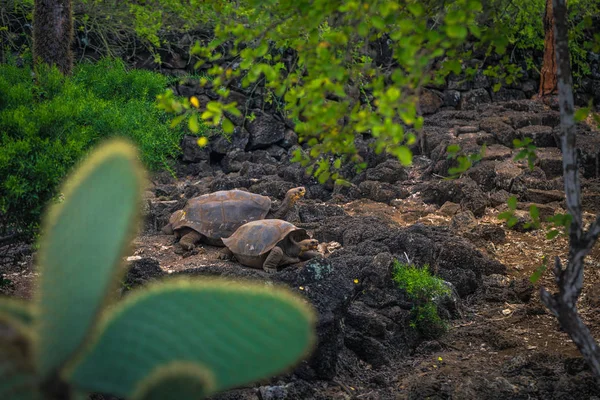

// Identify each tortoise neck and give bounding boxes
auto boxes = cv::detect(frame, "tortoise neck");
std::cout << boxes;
[271,193,295,219]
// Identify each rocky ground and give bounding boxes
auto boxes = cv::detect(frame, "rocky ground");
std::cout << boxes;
[2,98,600,399]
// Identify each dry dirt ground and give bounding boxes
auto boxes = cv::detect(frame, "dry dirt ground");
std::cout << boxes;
[342,198,600,398]
[2,190,600,399]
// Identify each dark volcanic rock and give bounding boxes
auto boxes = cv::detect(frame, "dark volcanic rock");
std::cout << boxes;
[121,257,165,294]
[358,181,408,204]
[250,178,296,198]
[364,159,409,184]
[460,88,492,110]
[209,127,250,155]
[518,125,557,147]
[314,216,506,296]
[419,89,444,115]
[209,174,252,191]
[246,110,285,150]
[417,177,489,217]
[443,90,461,107]
[297,203,346,223]
[145,199,183,233]
[177,258,355,381]
[490,88,526,102]
[239,162,279,179]
[181,135,210,163]
[465,160,498,192]
[536,147,563,178]
[221,149,252,173]
[479,117,517,147]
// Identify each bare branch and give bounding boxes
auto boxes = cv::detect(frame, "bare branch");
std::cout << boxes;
[537,0,600,378]
[584,214,600,244]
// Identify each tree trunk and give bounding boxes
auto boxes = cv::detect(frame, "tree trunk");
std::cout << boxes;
[539,0,600,378]
[33,0,73,75]
[539,0,558,97]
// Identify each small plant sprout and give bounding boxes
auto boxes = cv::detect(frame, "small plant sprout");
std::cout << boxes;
[392,261,451,338]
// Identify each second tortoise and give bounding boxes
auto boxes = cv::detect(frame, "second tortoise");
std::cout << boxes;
[221,219,320,273]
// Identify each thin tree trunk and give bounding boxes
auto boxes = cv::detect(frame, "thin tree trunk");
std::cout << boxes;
[539,0,600,377]
[539,0,558,97]
[33,0,73,75]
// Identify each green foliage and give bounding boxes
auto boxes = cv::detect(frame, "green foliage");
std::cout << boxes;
[0,139,316,399]
[392,261,450,338]
[483,0,600,84]
[497,195,520,228]
[446,144,486,179]
[1,0,218,64]
[0,58,188,238]
[513,137,538,171]
[163,0,486,182]
[530,256,548,284]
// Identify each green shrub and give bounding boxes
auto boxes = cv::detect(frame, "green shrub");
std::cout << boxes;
[0,58,190,238]
[392,261,450,338]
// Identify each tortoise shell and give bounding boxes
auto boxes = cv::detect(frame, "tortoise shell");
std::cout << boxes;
[222,219,309,257]
[171,190,271,239]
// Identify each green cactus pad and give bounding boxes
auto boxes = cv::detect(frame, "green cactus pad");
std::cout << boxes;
[131,361,214,400]
[65,278,316,398]
[0,298,34,328]
[34,139,146,378]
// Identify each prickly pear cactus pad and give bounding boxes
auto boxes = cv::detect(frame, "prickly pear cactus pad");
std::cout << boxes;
[64,278,316,398]
[130,362,213,400]
[33,139,146,378]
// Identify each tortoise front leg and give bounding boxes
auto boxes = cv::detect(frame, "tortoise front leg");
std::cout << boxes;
[263,247,300,274]
[218,247,234,260]
[299,250,321,261]
[179,230,204,251]
[161,223,174,235]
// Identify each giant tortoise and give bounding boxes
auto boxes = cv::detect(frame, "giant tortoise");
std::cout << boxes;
[161,187,305,250]
[221,219,320,273]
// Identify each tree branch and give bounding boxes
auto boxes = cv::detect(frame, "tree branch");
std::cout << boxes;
[537,0,600,379]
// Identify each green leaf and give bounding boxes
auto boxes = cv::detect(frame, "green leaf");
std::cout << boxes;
[574,107,590,122]
[407,3,423,17]
[170,114,187,129]
[188,114,200,133]
[529,205,539,221]
[530,259,547,284]
[507,196,517,210]
[397,146,413,166]
[446,144,460,157]
[446,25,468,40]
[317,171,331,184]
[65,279,316,398]
[221,118,235,134]
[497,211,513,221]
[546,229,560,240]
[34,139,146,378]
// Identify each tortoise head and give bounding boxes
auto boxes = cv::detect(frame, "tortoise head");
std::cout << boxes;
[286,187,306,204]
[299,238,319,252]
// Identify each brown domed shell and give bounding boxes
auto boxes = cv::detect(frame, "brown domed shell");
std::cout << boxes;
[222,219,309,257]
[172,190,271,239]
